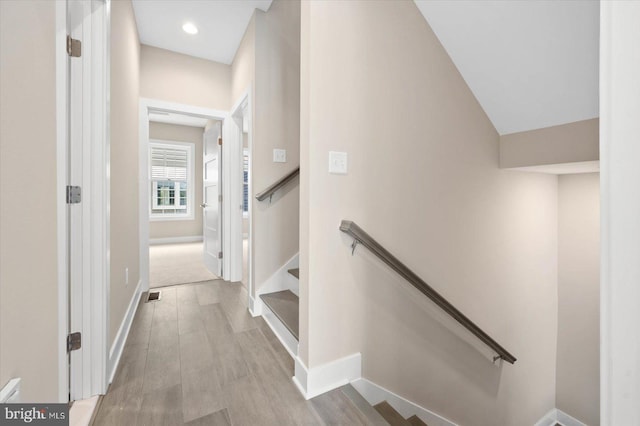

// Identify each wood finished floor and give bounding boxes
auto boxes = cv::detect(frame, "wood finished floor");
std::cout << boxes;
[93,280,376,426]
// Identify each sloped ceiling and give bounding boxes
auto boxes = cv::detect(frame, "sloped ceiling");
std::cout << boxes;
[132,0,273,64]
[415,0,599,135]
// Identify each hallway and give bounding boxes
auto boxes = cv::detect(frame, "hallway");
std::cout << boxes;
[93,280,374,425]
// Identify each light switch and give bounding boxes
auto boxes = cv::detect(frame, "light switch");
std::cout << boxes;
[273,149,287,163]
[329,151,348,174]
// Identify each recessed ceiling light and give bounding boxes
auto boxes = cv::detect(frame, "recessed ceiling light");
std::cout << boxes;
[182,22,198,35]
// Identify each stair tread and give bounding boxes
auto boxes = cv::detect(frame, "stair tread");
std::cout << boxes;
[259,290,299,340]
[288,268,299,279]
[339,385,389,425]
[407,414,428,426]
[374,401,411,426]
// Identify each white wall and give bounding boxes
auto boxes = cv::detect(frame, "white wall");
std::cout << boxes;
[300,2,559,424]
[600,1,640,423]
[148,122,205,240]
[0,0,60,402]
[110,0,141,346]
[556,173,600,425]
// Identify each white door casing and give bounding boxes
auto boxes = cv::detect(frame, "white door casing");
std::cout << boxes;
[63,0,109,401]
[68,0,84,401]
[225,97,247,284]
[203,123,223,277]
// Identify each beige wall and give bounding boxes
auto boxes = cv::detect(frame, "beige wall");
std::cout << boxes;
[557,173,600,425]
[0,0,60,402]
[110,0,140,346]
[300,2,558,425]
[252,1,301,291]
[149,122,205,240]
[231,14,256,105]
[232,1,300,297]
[500,118,599,169]
[140,45,231,111]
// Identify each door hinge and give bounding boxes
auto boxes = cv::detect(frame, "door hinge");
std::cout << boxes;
[218,137,222,146]
[218,194,222,203]
[218,251,223,259]
[67,332,81,352]
[66,186,81,204]
[66,35,81,57]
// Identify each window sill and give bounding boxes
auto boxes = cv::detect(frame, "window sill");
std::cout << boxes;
[150,214,194,222]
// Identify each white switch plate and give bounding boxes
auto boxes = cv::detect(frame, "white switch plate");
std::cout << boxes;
[329,151,348,174]
[273,149,287,163]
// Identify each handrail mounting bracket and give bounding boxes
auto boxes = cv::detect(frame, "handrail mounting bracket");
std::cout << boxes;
[351,239,359,256]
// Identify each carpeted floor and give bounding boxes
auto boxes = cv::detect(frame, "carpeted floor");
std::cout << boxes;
[149,242,218,288]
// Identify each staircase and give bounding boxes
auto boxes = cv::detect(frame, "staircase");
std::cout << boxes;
[258,268,431,426]
[373,401,429,426]
[260,268,300,342]
[337,384,429,425]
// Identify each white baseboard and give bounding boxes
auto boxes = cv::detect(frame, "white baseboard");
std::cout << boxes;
[108,279,142,383]
[252,252,299,316]
[0,378,21,403]
[351,378,457,426]
[261,301,298,357]
[293,353,361,400]
[149,236,203,245]
[535,408,587,426]
[248,295,260,317]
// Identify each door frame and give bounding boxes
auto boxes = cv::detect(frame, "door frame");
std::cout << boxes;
[138,99,227,291]
[228,89,253,297]
[56,0,110,402]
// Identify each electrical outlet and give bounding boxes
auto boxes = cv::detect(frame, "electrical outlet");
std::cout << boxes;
[125,267,129,285]
[329,151,348,174]
[273,149,287,163]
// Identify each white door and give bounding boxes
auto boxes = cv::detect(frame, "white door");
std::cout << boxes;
[203,123,223,277]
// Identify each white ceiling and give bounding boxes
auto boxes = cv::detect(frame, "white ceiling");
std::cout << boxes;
[131,0,273,64]
[414,1,599,135]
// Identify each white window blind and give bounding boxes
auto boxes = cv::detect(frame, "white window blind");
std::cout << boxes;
[151,146,188,180]
[149,141,194,219]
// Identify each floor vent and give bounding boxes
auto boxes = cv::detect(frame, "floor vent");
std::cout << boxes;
[146,291,161,302]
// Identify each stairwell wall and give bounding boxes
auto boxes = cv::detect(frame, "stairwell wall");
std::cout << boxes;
[556,173,600,425]
[232,0,300,300]
[300,1,558,425]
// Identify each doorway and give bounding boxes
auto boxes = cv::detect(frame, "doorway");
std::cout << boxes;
[139,99,228,293]
[146,111,221,288]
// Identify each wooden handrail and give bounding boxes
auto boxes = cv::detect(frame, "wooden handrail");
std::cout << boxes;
[340,220,517,364]
[255,167,300,202]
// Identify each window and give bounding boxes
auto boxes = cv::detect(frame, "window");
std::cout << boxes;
[149,141,195,220]
[243,149,249,216]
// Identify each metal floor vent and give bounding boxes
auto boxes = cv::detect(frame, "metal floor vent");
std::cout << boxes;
[146,291,161,302]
